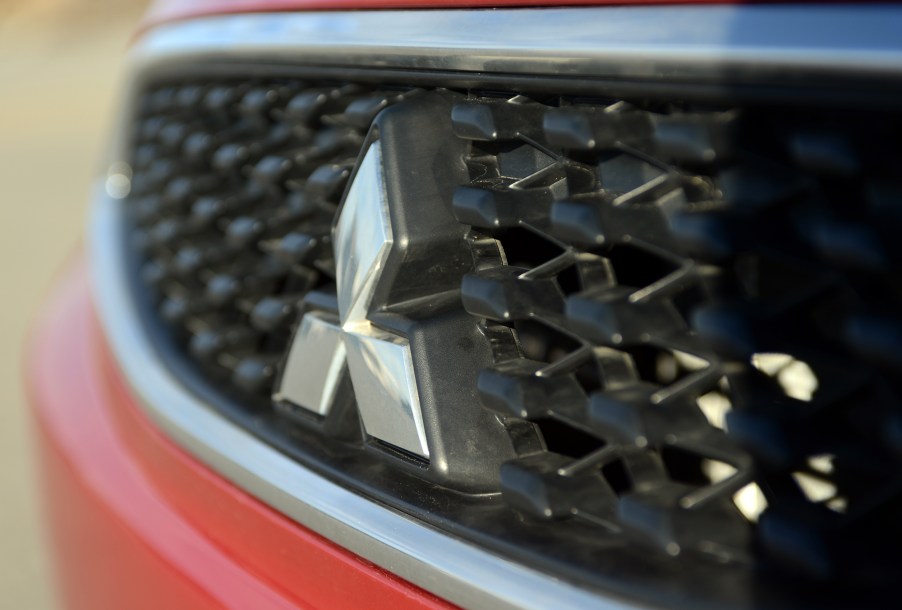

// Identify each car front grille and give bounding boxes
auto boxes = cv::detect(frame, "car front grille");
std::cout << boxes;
[453,94,902,580]
[124,71,902,608]
[129,81,411,400]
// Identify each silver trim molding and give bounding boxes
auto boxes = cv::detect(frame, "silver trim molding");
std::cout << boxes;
[129,6,902,81]
[89,6,902,609]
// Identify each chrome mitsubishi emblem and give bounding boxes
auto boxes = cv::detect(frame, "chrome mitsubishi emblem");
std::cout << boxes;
[275,143,430,458]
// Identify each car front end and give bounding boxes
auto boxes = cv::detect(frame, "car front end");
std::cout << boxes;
[28,3,902,609]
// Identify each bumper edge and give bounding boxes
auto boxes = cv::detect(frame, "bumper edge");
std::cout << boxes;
[26,255,454,610]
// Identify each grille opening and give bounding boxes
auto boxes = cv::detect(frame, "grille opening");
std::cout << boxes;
[554,261,582,296]
[649,349,681,385]
[628,345,712,388]
[601,459,633,496]
[513,319,603,393]
[497,226,566,270]
[670,281,710,321]
[733,482,768,523]
[605,243,681,291]
[536,418,604,459]
[573,360,604,395]
[500,142,558,180]
[701,459,738,484]
[469,140,558,182]
[622,346,722,409]
[792,471,839,505]
[697,388,733,431]
[515,320,580,363]
[735,252,826,304]
[751,353,819,402]
[661,446,710,487]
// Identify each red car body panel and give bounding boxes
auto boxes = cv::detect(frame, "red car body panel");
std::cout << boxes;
[27,258,455,610]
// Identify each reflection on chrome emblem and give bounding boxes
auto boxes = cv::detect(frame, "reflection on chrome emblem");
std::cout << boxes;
[276,144,430,458]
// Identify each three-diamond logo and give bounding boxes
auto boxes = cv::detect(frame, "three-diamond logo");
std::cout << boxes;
[272,93,523,486]
[275,142,429,458]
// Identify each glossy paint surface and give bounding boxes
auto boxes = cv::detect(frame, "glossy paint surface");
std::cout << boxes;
[26,258,455,610]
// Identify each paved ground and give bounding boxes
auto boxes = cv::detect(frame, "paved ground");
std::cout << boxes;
[0,2,146,608]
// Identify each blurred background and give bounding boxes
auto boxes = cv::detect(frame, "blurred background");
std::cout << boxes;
[0,0,147,607]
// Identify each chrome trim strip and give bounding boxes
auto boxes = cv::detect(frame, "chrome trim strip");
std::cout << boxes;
[90,7,902,609]
[128,6,902,81]
[91,192,639,610]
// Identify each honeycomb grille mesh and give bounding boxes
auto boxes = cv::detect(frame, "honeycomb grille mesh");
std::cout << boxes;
[128,81,401,398]
[124,76,902,592]
[452,94,902,578]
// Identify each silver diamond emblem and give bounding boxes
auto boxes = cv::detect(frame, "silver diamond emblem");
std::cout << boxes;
[275,143,429,458]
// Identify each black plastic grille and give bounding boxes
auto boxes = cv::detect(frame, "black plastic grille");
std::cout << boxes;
[129,81,403,399]
[124,74,902,607]
[452,95,902,579]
